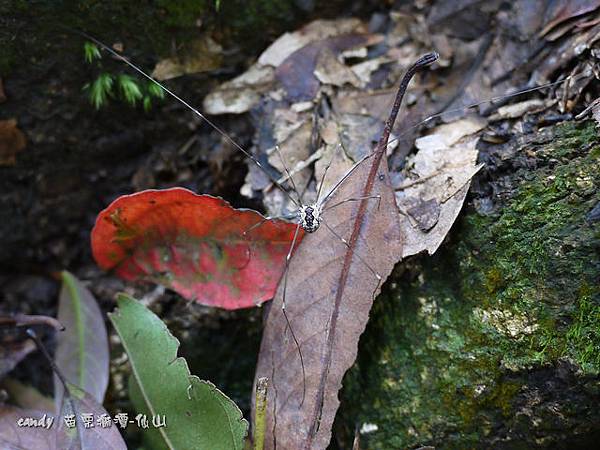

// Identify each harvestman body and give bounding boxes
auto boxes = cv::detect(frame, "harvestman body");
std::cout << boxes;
[83,33,582,408]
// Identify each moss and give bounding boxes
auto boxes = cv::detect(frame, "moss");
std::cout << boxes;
[338,121,600,449]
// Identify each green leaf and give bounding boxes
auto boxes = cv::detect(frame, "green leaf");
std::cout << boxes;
[147,81,165,99]
[89,73,114,109]
[54,271,109,411]
[117,74,143,106]
[109,294,248,450]
[83,41,101,63]
[143,96,152,112]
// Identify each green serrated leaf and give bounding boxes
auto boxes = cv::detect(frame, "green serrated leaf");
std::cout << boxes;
[109,294,248,450]
[83,41,101,64]
[117,74,143,106]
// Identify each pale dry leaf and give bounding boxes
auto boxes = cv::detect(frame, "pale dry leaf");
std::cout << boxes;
[489,99,553,120]
[314,143,354,197]
[258,18,366,67]
[350,56,390,86]
[151,35,222,80]
[397,131,484,257]
[267,119,313,191]
[203,64,274,114]
[314,48,361,88]
[414,116,487,152]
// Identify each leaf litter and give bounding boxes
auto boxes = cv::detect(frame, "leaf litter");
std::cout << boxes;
[200,4,600,448]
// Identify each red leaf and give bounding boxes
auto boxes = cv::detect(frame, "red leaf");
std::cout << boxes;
[91,188,302,309]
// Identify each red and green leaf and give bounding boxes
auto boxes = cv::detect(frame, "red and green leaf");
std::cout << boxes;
[91,188,301,309]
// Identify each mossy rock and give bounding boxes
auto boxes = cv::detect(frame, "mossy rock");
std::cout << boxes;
[339,121,600,449]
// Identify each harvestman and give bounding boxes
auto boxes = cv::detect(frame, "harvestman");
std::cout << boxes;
[84,34,582,405]
[83,34,390,401]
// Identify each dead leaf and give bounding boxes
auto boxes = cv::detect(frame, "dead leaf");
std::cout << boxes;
[55,383,127,449]
[314,47,361,88]
[0,405,56,449]
[396,117,486,257]
[540,0,600,36]
[253,53,437,450]
[276,34,372,102]
[0,119,26,166]
[151,35,222,80]
[258,19,367,67]
[91,188,301,309]
[54,271,110,410]
[489,99,553,121]
[203,64,274,115]
[267,118,313,190]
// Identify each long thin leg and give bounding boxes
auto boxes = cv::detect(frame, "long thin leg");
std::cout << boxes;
[280,223,306,407]
[315,144,339,204]
[321,219,382,301]
[242,213,296,237]
[237,213,297,279]
[318,152,375,207]
[273,145,302,206]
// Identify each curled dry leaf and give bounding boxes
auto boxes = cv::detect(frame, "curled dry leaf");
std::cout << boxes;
[0,119,26,166]
[91,188,301,309]
[397,116,486,257]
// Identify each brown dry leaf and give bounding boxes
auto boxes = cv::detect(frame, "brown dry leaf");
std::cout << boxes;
[540,0,600,36]
[253,53,438,450]
[0,119,26,166]
[151,35,222,81]
[276,34,372,102]
[254,132,402,450]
